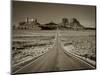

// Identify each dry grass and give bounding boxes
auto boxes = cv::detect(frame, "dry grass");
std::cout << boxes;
[12,36,55,65]
[62,35,96,61]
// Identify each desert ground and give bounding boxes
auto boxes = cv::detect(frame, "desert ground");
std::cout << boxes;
[12,30,96,74]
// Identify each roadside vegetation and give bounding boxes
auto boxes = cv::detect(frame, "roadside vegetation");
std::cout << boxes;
[12,36,55,65]
[62,34,96,61]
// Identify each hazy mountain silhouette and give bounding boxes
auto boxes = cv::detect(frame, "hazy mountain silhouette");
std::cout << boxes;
[13,18,95,30]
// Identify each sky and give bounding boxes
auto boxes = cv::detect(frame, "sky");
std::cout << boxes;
[12,1,96,28]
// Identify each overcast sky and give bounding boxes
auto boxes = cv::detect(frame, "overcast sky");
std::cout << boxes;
[12,1,96,28]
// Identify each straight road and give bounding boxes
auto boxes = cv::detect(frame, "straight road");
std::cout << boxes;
[13,31,95,74]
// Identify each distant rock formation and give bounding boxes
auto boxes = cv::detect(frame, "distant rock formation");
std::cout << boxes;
[40,21,57,30]
[69,18,85,30]
[62,18,69,27]
[14,18,41,30]
[13,17,95,31]
[58,18,85,30]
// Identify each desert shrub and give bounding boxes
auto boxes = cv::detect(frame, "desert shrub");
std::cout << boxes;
[62,35,96,61]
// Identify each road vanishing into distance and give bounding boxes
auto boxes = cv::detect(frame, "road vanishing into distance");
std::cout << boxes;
[13,30,95,74]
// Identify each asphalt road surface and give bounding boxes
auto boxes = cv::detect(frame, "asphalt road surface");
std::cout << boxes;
[13,31,95,74]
